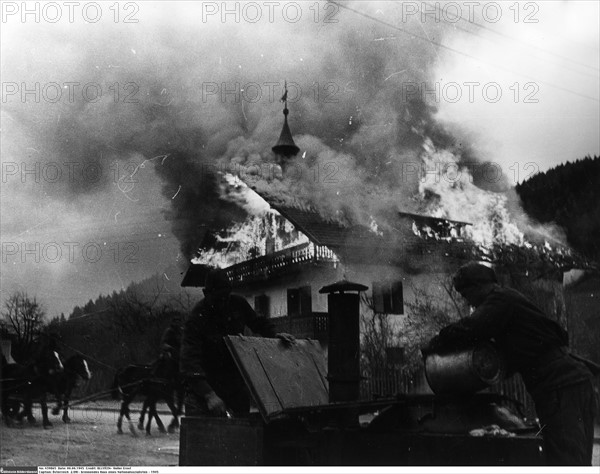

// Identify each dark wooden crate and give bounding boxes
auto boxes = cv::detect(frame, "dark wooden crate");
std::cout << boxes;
[339,431,545,465]
[179,416,264,466]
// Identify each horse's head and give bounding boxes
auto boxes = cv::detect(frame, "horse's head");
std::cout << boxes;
[66,354,92,380]
[49,350,64,375]
[31,335,64,375]
[34,349,64,377]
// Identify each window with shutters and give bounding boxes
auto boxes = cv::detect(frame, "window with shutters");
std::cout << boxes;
[286,286,312,318]
[372,281,404,314]
[254,294,270,318]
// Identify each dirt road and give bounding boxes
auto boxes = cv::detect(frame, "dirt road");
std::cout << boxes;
[0,401,179,467]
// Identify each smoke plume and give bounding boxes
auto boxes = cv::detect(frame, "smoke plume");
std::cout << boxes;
[2,1,584,262]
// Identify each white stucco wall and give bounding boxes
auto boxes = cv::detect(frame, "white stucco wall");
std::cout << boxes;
[237,261,457,325]
[237,264,341,317]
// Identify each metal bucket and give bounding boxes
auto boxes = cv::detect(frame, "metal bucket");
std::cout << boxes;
[424,343,505,395]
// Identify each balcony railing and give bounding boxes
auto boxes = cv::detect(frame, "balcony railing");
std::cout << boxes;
[271,312,328,341]
[226,242,338,284]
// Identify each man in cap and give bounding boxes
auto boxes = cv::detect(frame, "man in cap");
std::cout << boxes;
[180,268,294,417]
[159,316,184,413]
[425,261,598,465]
[160,316,183,357]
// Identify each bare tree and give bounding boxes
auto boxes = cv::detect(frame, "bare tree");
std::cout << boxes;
[359,293,401,372]
[108,278,193,364]
[1,292,46,361]
[401,276,466,370]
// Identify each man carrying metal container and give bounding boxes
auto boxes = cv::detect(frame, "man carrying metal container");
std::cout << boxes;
[425,262,598,465]
[180,268,294,418]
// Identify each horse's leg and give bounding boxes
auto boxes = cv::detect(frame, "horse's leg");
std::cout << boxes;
[15,405,26,423]
[124,394,137,437]
[7,399,20,418]
[138,398,148,431]
[147,398,165,436]
[20,396,36,424]
[145,399,154,436]
[6,399,22,423]
[1,397,15,427]
[166,395,179,433]
[41,395,53,429]
[62,392,71,423]
[51,396,62,416]
[116,398,125,434]
[154,406,166,435]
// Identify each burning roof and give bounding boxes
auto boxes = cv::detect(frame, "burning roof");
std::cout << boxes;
[181,100,593,288]
[183,178,479,283]
[182,173,592,288]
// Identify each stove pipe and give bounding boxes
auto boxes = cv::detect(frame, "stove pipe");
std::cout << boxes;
[319,280,368,403]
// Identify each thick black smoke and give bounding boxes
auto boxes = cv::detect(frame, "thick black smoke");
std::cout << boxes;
[2,2,500,259]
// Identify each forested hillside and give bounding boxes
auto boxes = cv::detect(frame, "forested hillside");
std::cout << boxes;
[516,156,600,262]
[46,269,202,395]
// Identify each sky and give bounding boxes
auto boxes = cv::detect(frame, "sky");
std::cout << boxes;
[1,0,599,318]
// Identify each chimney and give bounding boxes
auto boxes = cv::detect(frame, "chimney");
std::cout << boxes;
[319,280,368,404]
[272,81,300,158]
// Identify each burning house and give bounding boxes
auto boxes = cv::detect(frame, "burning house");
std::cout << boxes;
[180,99,593,399]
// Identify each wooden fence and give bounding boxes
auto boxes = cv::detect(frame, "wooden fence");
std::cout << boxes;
[271,313,328,341]
[360,368,428,399]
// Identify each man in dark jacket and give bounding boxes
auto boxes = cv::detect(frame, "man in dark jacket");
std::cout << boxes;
[160,317,183,359]
[159,316,184,413]
[180,268,293,417]
[425,262,598,465]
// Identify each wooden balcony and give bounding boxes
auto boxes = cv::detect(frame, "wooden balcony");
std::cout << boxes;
[226,242,338,285]
[271,312,328,341]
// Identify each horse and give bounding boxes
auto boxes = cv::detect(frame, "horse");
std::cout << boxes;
[51,354,92,423]
[137,373,184,434]
[1,347,64,428]
[137,321,184,432]
[111,349,180,436]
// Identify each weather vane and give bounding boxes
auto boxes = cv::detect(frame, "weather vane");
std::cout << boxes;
[280,80,289,115]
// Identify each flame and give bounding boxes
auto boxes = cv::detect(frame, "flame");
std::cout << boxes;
[193,177,310,267]
[221,173,271,216]
[417,138,525,248]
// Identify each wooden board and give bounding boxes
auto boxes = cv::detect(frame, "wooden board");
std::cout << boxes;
[225,336,329,420]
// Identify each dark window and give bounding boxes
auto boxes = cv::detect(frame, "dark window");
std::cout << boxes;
[254,294,270,318]
[372,281,404,314]
[287,286,312,317]
[287,289,299,318]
